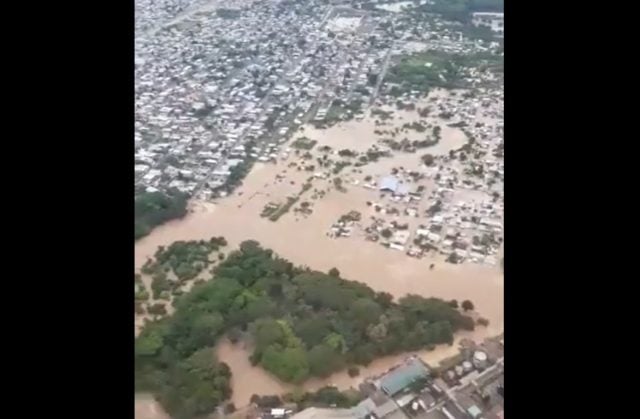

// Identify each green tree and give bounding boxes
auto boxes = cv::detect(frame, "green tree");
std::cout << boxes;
[151,271,171,299]
[135,190,189,241]
[349,298,382,329]
[177,277,242,315]
[227,327,242,344]
[324,332,347,353]
[136,324,166,357]
[427,321,454,345]
[477,317,490,327]
[462,300,475,311]
[148,303,167,316]
[366,322,388,342]
[187,313,224,351]
[351,342,376,365]
[296,317,333,348]
[245,297,277,323]
[253,319,285,354]
[308,344,344,377]
[375,292,393,308]
[422,154,435,166]
[156,348,231,419]
[261,345,310,383]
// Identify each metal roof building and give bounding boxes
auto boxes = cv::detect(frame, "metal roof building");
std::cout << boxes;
[379,358,430,396]
[379,176,399,192]
[289,407,360,419]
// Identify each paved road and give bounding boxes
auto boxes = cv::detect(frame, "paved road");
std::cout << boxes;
[369,42,395,106]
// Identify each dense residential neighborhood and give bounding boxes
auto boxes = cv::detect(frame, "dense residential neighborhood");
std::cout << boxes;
[135,0,503,202]
[250,336,504,419]
[134,1,504,418]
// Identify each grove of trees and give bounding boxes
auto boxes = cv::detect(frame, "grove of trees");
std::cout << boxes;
[462,300,475,311]
[135,189,189,240]
[385,51,467,95]
[136,240,476,418]
[418,0,504,23]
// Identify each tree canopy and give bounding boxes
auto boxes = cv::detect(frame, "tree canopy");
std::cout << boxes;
[420,0,504,23]
[136,240,476,418]
[135,189,188,240]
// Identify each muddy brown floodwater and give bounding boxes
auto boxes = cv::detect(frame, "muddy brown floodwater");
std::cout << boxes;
[134,171,503,410]
[134,93,503,415]
[216,326,493,407]
[135,394,171,419]
[135,162,504,330]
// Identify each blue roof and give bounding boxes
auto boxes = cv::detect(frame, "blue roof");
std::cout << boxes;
[380,359,430,396]
[379,176,399,192]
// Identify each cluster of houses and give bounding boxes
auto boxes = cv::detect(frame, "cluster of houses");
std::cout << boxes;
[355,51,503,265]
[332,162,502,266]
[136,1,390,199]
[442,338,504,419]
[277,335,504,419]
[471,12,504,37]
[283,357,454,419]
[135,0,503,201]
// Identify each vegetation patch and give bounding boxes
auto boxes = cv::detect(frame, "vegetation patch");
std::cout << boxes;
[269,196,299,222]
[268,182,313,222]
[261,202,281,218]
[285,386,364,410]
[292,137,318,150]
[135,189,188,240]
[385,50,469,95]
[333,161,352,175]
[136,241,477,418]
[141,237,228,282]
[135,274,150,301]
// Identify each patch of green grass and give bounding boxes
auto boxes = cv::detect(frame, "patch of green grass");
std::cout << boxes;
[269,196,299,221]
[261,203,281,218]
[292,137,317,150]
